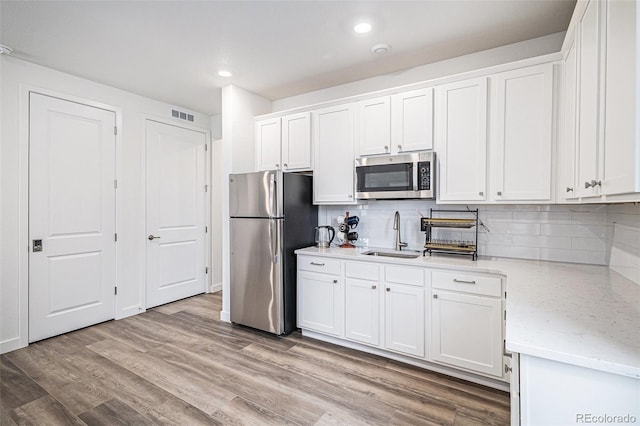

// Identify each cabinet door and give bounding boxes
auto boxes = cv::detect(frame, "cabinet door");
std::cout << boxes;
[602,0,639,195]
[559,38,579,200]
[255,117,282,171]
[298,270,343,336]
[358,96,391,156]
[345,277,380,346]
[431,290,502,377]
[282,112,312,171]
[491,64,553,201]
[392,88,433,153]
[312,104,357,204]
[435,78,488,201]
[576,0,603,198]
[384,282,425,358]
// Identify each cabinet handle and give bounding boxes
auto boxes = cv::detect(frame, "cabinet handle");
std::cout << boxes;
[591,180,601,187]
[386,288,390,292]
[453,279,476,284]
[371,285,377,289]
[505,364,513,374]
[333,279,338,284]
[566,187,574,192]
[310,262,325,266]
[433,294,438,299]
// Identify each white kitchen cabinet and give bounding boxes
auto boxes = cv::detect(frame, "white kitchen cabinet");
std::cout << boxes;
[358,96,391,156]
[558,37,579,201]
[281,112,312,171]
[430,271,503,378]
[297,256,343,336]
[358,89,433,156]
[255,117,281,171]
[345,262,380,346]
[435,77,488,202]
[312,103,357,204]
[256,113,312,172]
[392,88,434,153]
[383,265,425,358]
[601,0,640,196]
[490,63,554,202]
[575,0,603,198]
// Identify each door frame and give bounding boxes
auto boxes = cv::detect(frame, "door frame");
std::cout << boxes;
[141,116,212,310]
[9,85,123,353]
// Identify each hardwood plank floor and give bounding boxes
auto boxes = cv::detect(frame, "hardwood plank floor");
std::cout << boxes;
[0,293,510,425]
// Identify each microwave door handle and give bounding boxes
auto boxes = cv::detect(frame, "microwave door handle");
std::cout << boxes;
[412,163,418,191]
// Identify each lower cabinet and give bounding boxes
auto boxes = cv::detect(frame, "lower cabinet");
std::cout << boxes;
[297,255,506,385]
[297,257,343,336]
[430,270,504,378]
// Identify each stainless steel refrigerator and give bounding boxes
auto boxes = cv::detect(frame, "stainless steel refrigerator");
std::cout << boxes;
[229,171,317,335]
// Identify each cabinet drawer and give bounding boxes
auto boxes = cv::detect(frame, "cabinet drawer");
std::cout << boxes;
[298,256,341,275]
[432,271,501,297]
[346,261,379,281]
[385,266,424,286]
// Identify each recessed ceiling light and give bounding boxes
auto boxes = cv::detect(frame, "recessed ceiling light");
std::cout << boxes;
[371,43,392,55]
[218,70,232,78]
[354,22,372,34]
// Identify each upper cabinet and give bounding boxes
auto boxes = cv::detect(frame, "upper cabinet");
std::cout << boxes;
[558,38,579,201]
[435,64,554,204]
[490,63,554,202]
[312,103,357,204]
[358,89,433,156]
[255,112,312,172]
[566,0,640,199]
[435,77,488,202]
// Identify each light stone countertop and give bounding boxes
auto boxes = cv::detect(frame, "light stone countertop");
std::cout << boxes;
[295,246,640,379]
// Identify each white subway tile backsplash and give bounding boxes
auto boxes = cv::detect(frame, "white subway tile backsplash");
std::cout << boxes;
[318,202,640,267]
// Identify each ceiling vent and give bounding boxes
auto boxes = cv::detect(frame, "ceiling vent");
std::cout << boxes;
[171,109,194,122]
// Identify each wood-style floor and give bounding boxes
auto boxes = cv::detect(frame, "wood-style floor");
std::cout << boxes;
[1,293,510,425]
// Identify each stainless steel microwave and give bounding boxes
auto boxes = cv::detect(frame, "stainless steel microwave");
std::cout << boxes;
[355,151,435,200]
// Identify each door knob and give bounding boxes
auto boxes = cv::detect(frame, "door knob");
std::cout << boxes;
[148,234,161,240]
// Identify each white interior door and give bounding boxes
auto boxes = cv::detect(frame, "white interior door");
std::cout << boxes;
[146,120,206,308]
[29,93,116,342]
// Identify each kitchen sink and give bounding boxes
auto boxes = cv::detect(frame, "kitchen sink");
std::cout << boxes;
[361,250,421,259]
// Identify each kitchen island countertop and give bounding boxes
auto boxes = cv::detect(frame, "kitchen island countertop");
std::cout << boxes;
[295,246,640,379]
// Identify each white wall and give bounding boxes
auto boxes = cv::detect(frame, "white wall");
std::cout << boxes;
[220,85,272,321]
[0,56,211,353]
[273,33,565,112]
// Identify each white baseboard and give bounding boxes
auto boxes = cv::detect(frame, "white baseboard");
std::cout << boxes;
[0,337,26,355]
[209,282,222,293]
[220,309,231,323]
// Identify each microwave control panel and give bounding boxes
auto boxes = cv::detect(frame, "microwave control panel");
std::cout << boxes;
[418,161,430,191]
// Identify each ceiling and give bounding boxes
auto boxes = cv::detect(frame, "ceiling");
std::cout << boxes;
[1,1,576,116]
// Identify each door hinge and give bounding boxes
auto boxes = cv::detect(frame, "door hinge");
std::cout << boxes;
[114,233,118,242]
[205,226,208,233]
[504,291,507,299]
[114,179,118,189]
[205,184,208,192]
[504,310,506,321]
[205,144,208,151]
[205,267,209,274]
[114,126,118,135]
[114,286,118,295]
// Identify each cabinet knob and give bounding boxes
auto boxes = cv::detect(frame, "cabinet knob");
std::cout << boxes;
[504,364,513,374]
[348,194,353,198]
[433,294,438,299]
[384,145,389,151]
[397,144,402,151]
[283,163,288,169]
[386,288,390,292]
[566,187,574,192]
[497,191,502,196]
[275,163,280,169]
[371,285,377,289]
[333,279,338,284]
[479,192,484,196]
[591,180,601,187]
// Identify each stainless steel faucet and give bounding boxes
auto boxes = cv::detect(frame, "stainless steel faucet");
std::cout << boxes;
[393,211,408,251]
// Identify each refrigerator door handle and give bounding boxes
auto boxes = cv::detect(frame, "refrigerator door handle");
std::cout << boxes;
[269,218,277,264]
[269,173,276,218]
